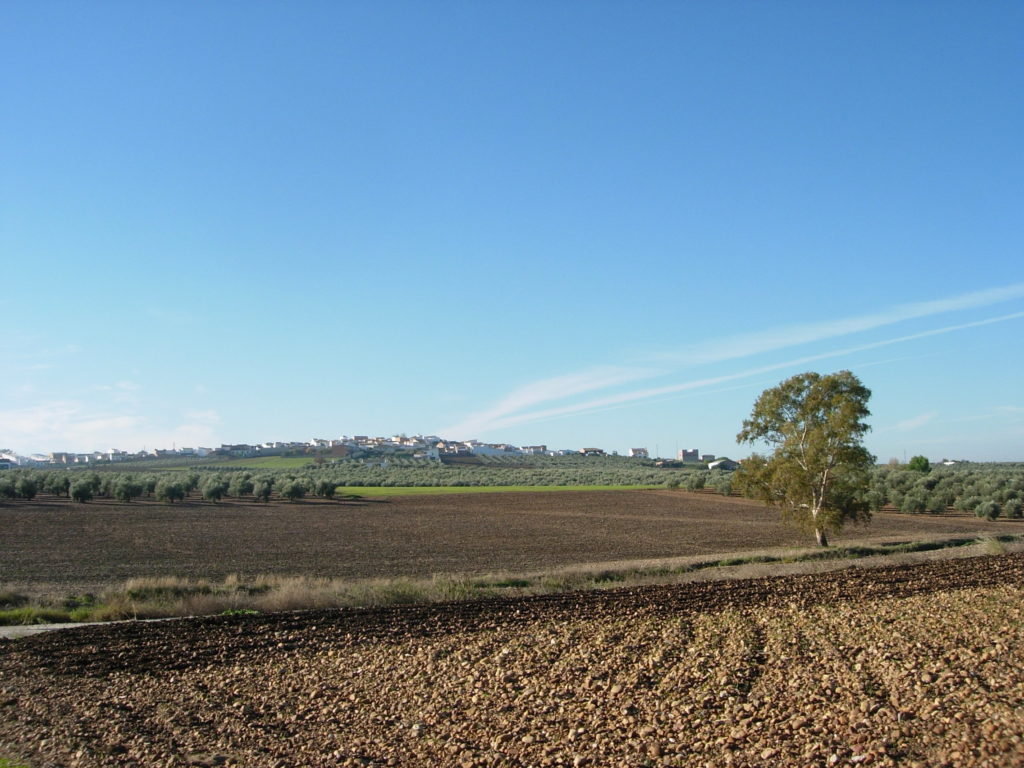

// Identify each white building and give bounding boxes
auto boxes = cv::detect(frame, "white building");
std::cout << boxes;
[708,459,740,471]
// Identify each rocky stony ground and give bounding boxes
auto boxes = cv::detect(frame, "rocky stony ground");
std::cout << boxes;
[2,554,1023,768]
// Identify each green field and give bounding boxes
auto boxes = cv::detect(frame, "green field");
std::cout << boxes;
[338,484,657,497]
[101,455,321,471]
[212,456,319,469]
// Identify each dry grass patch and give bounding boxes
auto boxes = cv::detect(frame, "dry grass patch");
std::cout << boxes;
[3,533,1022,625]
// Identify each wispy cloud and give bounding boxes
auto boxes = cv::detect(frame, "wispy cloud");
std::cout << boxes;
[4,339,80,375]
[444,310,1024,437]
[649,282,1024,365]
[473,357,928,430]
[0,402,81,437]
[995,406,1024,423]
[170,410,222,448]
[0,401,222,454]
[183,409,221,425]
[0,403,142,451]
[894,412,938,431]
[96,380,140,392]
[441,283,1024,439]
[94,379,143,405]
[69,416,144,437]
[441,366,655,438]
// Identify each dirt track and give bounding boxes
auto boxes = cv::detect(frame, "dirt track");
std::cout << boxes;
[2,554,1023,767]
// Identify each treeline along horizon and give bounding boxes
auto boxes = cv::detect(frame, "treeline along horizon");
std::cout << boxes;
[0,454,694,503]
[1,458,1022,519]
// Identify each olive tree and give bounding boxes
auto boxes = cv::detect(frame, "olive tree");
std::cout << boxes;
[314,478,337,499]
[976,500,1001,521]
[279,478,307,502]
[1004,498,1023,519]
[114,477,144,503]
[201,478,228,502]
[70,481,94,503]
[899,489,928,514]
[45,473,71,497]
[684,472,707,491]
[253,478,273,502]
[228,473,254,498]
[15,475,38,500]
[735,370,874,547]
[155,478,186,504]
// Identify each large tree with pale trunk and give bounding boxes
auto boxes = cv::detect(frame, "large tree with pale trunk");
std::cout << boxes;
[735,370,874,546]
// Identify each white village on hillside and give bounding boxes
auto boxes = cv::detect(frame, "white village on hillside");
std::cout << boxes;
[0,435,744,469]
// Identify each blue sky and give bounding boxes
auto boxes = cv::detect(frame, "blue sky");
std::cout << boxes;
[3,2,1022,461]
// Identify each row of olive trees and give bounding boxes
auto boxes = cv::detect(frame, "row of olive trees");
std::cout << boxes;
[865,464,1024,519]
[6,460,1023,524]
[0,470,323,504]
[663,470,735,495]
[722,460,1023,520]
[0,459,699,505]
[316,459,686,487]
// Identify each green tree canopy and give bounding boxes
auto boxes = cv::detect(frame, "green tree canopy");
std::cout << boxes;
[15,476,38,500]
[735,370,874,546]
[200,477,228,502]
[228,473,254,498]
[155,478,186,504]
[114,478,144,503]
[314,478,336,499]
[907,455,931,473]
[253,478,273,502]
[70,482,93,503]
[279,478,307,502]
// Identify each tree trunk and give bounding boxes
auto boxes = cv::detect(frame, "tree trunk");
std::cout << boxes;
[815,528,829,547]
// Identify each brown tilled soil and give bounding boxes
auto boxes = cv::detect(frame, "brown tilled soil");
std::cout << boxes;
[2,491,1019,593]
[2,554,1023,768]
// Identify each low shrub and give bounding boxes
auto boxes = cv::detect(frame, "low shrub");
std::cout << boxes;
[0,591,29,609]
[975,500,1001,521]
[685,473,706,491]
[955,495,983,512]
[0,606,72,625]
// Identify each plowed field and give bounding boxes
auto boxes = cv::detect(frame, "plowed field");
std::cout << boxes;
[2,491,1019,592]
[2,554,1023,767]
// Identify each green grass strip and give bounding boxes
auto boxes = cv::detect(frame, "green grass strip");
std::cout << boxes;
[205,456,320,468]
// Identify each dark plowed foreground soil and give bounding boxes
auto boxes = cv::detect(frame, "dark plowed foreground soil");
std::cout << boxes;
[2,555,1023,767]
[3,491,1018,591]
